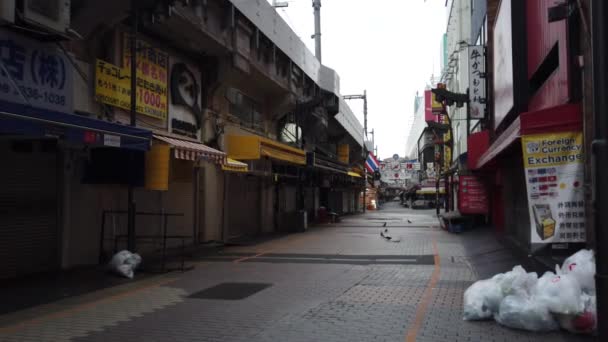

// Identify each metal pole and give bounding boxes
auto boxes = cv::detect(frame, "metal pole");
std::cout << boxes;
[312,0,322,62]
[591,0,608,339]
[363,90,368,138]
[363,169,367,213]
[127,1,138,252]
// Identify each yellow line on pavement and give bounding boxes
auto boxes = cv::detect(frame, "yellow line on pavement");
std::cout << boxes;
[233,251,269,263]
[0,277,177,334]
[404,236,441,342]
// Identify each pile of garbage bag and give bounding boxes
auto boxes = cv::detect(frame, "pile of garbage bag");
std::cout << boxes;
[463,249,597,334]
[108,250,142,279]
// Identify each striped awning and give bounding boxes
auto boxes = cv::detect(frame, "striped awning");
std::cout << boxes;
[222,158,248,172]
[153,134,226,164]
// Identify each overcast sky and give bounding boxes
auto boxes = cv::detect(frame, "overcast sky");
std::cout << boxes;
[269,0,447,159]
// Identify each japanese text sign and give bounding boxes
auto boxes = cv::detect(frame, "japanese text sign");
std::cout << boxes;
[0,29,73,113]
[522,132,586,243]
[468,45,486,120]
[122,33,168,120]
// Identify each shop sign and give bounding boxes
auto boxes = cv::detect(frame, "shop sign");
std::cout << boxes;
[122,33,168,120]
[424,90,443,123]
[169,58,202,139]
[468,45,486,119]
[458,175,488,214]
[338,144,349,164]
[522,131,586,243]
[0,29,73,113]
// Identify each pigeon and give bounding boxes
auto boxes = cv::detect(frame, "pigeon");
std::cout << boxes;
[382,222,387,227]
[407,219,412,223]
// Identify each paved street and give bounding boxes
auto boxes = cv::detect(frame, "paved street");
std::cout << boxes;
[0,203,596,342]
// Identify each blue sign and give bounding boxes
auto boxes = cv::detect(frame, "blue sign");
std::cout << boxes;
[0,29,73,113]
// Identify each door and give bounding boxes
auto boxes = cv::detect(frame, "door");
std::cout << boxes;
[226,174,260,240]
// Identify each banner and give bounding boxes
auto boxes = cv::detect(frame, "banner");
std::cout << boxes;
[522,132,586,243]
[458,175,488,214]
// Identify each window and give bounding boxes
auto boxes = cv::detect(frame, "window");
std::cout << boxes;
[277,113,302,147]
[226,88,263,130]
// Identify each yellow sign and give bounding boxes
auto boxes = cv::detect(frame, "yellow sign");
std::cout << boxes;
[522,132,584,168]
[95,59,131,110]
[338,144,349,164]
[123,34,168,120]
[431,92,443,112]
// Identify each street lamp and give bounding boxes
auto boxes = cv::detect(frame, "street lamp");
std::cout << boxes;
[344,91,370,212]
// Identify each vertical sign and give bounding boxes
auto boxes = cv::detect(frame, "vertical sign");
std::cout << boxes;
[522,132,586,243]
[0,29,73,112]
[122,33,168,120]
[468,45,486,119]
[458,175,488,214]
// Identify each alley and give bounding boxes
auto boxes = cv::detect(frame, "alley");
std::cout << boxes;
[0,203,594,342]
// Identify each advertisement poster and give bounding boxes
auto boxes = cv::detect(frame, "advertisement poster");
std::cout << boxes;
[522,132,586,243]
[122,34,168,120]
[458,175,488,214]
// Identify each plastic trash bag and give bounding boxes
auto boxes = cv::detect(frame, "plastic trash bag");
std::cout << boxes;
[560,249,596,293]
[494,295,559,332]
[108,250,142,279]
[556,293,597,334]
[532,271,584,315]
[463,278,503,320]
[494,266,538,297]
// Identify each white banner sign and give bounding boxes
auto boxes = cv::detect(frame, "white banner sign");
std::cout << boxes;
[522,131,586,244]
[468,45,486,120]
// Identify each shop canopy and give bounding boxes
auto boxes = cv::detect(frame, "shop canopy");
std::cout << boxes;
[222,158,249,172]
[348,171,362,178]
[0,100,151,151]
[226,134,306,165]
[306,152,349,174]
[153,134,225,164]
[474,104,582,170]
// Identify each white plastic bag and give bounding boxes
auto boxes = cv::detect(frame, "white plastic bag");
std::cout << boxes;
[555,293,597,334]
[494,295,559,332]
[108,250,142,279]
[463,278,503,320]
[532,271,584,315]
[560,249,596,293]
[494,266,538,297]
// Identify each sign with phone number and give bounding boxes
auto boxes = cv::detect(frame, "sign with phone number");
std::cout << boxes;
[95,58,168,120]
[0,29,73,113]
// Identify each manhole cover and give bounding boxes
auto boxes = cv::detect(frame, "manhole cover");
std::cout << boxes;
[188,282,272,300]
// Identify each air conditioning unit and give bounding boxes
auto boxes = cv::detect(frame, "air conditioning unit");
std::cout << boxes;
[21,0,71,34]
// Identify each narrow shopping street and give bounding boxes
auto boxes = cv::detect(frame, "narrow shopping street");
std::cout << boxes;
[0,203,595,342]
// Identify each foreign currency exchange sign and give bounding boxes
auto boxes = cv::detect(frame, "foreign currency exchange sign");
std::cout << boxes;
[0,29,73,113]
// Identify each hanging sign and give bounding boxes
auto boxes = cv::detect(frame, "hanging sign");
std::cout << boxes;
[522,132,586,243]
[468,45,486,119]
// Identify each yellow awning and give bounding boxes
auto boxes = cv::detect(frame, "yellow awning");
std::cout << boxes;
[222,158,249,172]
[348,171,362,178]
[226,135,306,165]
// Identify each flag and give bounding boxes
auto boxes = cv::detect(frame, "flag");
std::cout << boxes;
[365,152,379,173]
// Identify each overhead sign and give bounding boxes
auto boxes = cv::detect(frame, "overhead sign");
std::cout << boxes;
[458,175,488,214]
[522,131,586,243]
[0,29,73,113]
[468,45,486,120]
[122,33,168,120]
[424,89,443,123]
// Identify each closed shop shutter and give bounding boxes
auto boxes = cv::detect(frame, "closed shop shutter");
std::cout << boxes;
[226,174,260,240]
[0,140,59,279]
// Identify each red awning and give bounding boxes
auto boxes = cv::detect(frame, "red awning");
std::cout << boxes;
[475,103,582,169]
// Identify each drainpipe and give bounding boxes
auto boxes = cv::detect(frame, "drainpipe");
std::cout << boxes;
[127,0,138,252]
[591,0,608,339]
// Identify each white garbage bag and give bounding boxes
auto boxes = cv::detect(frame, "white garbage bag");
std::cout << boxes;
[494,266,538,297]
[108,250,142,279]
[494,295,559,332]
[560,249,596,293]
[463,278,503,320]
[555,293,597,334]
[532,271,584,315]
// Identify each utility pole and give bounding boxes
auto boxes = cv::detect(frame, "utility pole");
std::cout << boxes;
[127,0,138,252]
[344,91,369,213]
[591,0,608,339]
[312,0,322,61]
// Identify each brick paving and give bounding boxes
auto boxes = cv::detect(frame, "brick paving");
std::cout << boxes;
[0,203,598,341]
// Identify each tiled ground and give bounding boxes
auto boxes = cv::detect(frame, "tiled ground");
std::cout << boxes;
[0,203,597,342]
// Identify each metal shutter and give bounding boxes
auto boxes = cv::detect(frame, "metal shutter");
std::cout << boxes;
[226,174,261,240]
[0,140,59,279]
